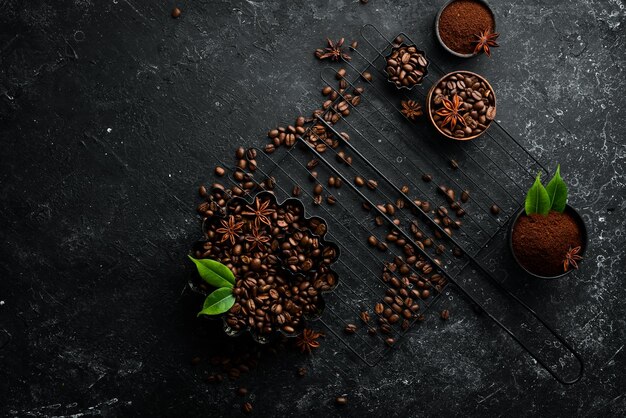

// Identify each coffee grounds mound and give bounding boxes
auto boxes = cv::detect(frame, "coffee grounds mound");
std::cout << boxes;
[439,0,495,55]
[512,211,583,277]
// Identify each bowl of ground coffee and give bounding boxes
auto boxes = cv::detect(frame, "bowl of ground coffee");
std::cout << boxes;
[509,205,588,279]
[435,0,496,58]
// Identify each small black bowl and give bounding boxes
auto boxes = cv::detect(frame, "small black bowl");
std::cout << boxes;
[384,43,430,91]
[434,0,496,58]
[508,204,588,279]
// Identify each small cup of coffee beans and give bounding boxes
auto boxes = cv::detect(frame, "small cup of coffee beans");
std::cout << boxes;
[427,71,496,140]
[385,44,429,89]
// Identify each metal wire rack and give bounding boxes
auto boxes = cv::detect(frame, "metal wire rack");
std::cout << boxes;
[229,25,583,384]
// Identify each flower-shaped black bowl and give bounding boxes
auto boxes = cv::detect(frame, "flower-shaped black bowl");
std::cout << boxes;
[384,43,430,91]
[189,191,340,344]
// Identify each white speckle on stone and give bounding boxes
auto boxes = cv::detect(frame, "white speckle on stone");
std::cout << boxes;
[107,128,112,133]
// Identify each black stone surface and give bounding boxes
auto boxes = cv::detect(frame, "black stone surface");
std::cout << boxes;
[1,0,625,416]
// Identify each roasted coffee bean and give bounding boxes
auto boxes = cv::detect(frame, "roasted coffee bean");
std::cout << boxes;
[297,367,307,377]
[214,166,225,177]
[461,190,470,202]
[422,289,430,298]
[385,44,428,88]
[326,195,336,205]
[450,159,459,170]
[361,71,372,81]
[292,185,301,197]
[366,179,378,190]
[237,387,248,397]
[335,396,348,406]
[385,337,395,346]
[490,204,500,215]
[374,302,384,315]
[422,173,432,182]
[367,235,378,246]
[354,176,365,187]
[242,402,253,413]
[264,143,275,154]
[440,309,450,320]
[236,146,245,159]
[401,185,410,194]
[171,7,181,18]
[344,323,357,334]
[313,183,323,195]
[322,86,332,96]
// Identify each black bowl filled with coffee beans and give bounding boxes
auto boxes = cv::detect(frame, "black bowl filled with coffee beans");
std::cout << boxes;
[427,71,496,140]
[190,191,339,343]
[385,44,429,90]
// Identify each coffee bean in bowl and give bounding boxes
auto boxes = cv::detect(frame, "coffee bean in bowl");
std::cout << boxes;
[427,71,496,140]
[385,44,429,90]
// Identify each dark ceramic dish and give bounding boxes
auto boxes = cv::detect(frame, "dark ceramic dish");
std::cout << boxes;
[434,0,496,58]
[189,191,340,343]
[508,204,588,279]
[384,43,430,91]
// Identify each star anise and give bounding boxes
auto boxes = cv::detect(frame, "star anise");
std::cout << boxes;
[295,328,323,354]
[436,94,466,130]
[400,100,423,120]
[216,215,244,245]
[242,197,275,227]
[473,29,500,57]
[245,227,271,252]
[563,246,583,271]
[315,38,351,62]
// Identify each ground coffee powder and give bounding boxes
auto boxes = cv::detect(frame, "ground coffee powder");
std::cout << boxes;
[439,0,495,55]
[512,211,583,277]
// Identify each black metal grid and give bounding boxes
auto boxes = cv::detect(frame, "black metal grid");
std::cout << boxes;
[230,25,583,384]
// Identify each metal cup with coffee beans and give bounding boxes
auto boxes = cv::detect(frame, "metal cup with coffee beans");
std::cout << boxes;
[427,71,496,140]
[385,44,429,89]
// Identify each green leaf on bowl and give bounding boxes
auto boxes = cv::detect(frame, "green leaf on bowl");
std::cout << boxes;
[197,287,235,316]
[525,172,551,215]
[188,255,235,288]
[545,164,568,213]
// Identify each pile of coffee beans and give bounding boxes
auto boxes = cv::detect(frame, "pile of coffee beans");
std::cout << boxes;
[430,71,496,139]
[385,44,429,88]
[194,191,338,338]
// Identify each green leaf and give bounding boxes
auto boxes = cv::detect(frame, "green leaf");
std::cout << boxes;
[197,287,235,316]
[188,256,235,288]
[525,172,551,215]
[545,164,568,213]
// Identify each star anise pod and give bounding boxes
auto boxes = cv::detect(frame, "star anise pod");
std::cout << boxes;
[216,215,244,245]
[563,246,583,271]
[400,100,423,120]
[245,227,271,252]
[473,28,500,57]
[315,38,351,62]
[242,197,275,227]
[436,94,466,130]
[295,328,323,354]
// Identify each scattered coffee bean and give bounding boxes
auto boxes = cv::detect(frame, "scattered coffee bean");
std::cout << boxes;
[237,387,248,397]
[297,367,307,377]
[171,7,181,18]
[422,173,432,182]
[450,159,459,170]
[335,396,348,406]
[214,166,225,177]
[461,190,470,202]
[361,71,372,81]
[292,185,301,197]
[490,204,500,215]
[344,323,357,334]
[242,402,253,413]
[354,176,365,187]
[440,309,450,320]
[366,179,378,190]
[327,195,337,205]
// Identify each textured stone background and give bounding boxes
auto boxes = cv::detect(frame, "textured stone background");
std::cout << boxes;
[1,0,624,416]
